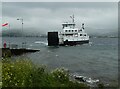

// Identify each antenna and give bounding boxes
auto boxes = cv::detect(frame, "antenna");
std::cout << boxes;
[70,14,74,23]
[73,14,74,23]
[82,23,84,29]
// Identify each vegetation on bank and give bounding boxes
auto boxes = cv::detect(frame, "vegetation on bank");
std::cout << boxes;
[0,60,2,88]
[1,57,118,89]
[2,58,90,88]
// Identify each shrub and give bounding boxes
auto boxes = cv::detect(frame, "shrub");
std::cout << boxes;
[0,60,2,88]
[51,68,69,83]
[2,49,11,58]
[2,59,34,87]
[2,58,89,88]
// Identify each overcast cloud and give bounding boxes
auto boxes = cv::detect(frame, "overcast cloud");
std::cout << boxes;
[2,2,118,35]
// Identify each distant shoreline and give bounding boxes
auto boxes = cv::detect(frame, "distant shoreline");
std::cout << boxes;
[1,36,118,38]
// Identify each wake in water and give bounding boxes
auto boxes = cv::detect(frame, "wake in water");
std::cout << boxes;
[75,42,92,46]
[34,41,92,47]
[34,41,48,45]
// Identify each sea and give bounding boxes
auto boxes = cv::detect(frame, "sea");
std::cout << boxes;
[2,37,118,84]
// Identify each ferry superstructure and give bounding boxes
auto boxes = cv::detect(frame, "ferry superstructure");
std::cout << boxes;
[48,15,89,46]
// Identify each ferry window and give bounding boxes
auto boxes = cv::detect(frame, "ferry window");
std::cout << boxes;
[72,30,73,32]
[75,30,77,32]
[65,30,67,32]
[80,30,82,31]
[69,30,70,32]
[84,34,86,36]
[80,34,82,36]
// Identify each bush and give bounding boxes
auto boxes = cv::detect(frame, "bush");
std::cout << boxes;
[0,60,2,88]
[2,58,89,88]
[2,58,34,87]
[2,49,11,58]
[51,68,69,83]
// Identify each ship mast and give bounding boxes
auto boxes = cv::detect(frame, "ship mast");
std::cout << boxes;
[70,14,74,23]
[82,23,84,29]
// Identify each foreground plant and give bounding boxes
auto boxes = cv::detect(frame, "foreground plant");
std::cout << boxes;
[2,58,89,88]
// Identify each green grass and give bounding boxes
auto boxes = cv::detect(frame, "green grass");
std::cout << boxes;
[2,58,90,88]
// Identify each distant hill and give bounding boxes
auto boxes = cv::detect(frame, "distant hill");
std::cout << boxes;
[1,28,118,38]
[89,31,118,38]
[2,29,47,37]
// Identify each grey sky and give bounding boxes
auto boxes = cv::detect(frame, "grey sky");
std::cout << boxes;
[2,2,118,35]
[1,0,119,2]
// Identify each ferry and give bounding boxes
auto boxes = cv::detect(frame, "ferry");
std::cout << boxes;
[48,15,89,46]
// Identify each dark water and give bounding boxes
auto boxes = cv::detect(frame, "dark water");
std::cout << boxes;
[2,37,118,84]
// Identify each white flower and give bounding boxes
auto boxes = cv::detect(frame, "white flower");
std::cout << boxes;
[15,83,17,86]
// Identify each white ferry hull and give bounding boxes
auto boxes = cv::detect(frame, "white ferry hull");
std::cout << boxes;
[48,31,89,46]
[59,40,89,46]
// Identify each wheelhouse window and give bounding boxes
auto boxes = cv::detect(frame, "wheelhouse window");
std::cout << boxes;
[78,29,82,32]
[65,25,67,27]
[80,34,82,36]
